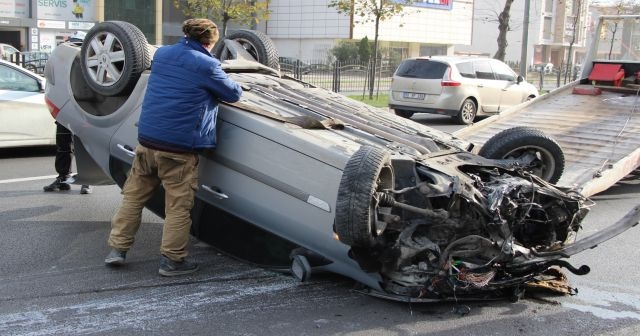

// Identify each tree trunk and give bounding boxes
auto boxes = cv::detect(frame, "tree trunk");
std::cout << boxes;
[222,13,230,37]
[369,15,380,99]
[494,0,515,61]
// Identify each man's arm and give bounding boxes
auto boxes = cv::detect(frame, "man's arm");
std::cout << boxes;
[205,62,243,103]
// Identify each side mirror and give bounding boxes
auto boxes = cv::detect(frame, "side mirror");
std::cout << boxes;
[516,75,524,84]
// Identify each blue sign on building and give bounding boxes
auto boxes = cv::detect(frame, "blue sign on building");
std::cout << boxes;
[397,0,453,10]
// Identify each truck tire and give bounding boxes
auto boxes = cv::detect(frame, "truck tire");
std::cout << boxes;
[479,126,565,184]
[80,21,151,96]
[335,145,394,247]
[214,30,280,71]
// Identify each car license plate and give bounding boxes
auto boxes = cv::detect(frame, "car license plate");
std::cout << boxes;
[403,92,425,100]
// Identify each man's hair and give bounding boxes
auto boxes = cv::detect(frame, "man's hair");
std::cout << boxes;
[182,18,219,46]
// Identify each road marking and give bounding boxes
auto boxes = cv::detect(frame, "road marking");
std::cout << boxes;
[0,175,57,184]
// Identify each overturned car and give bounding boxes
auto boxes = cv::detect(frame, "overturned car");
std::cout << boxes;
[44,21,638,302]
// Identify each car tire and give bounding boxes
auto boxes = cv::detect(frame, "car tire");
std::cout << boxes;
[335,145,394,247]
[479,127,565,184]
[394,109,414,119]
[80,21,151,96]
[455,98,477,125]
[24,63,37,73]
[213,30,280,71]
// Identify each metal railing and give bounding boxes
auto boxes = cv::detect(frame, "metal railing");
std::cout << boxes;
[279,59,398,95]
[8,52,50,75]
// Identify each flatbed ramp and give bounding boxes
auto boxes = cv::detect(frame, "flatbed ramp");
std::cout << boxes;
[454,84,640,197]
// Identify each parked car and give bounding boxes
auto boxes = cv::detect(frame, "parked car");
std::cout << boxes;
[389,56,539,125]
[0,59,55,148]
[43,21,635,302]
[0,43,19,61]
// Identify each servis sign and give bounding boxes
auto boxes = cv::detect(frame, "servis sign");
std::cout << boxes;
[37,0,96,22]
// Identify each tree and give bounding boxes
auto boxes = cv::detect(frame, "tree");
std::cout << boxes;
[173,0,270,37]
[564,0,584,83]
[329,0,413,99]
[493,0,515,61]
[331,41,360,62]
[358,36,372,63]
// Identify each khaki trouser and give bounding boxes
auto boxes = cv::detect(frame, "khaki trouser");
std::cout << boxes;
[108,145,199,261]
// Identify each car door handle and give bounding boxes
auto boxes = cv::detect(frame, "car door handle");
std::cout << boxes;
[477,84,484,88]
[117,144,136,157]
[201,185,229,200]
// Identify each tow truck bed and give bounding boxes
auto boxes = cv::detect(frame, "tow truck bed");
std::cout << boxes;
[455,82,639,197]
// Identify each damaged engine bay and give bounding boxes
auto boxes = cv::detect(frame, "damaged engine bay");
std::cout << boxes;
[345,152,590,300]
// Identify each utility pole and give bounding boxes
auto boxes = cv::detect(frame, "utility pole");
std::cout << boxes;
[519,0,531,77]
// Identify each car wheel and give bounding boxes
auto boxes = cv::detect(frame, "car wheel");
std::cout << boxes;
[335,145,394,247]
[394,109,414,119]
[80,21,151,96]
[455,98,477,125]
[479,127,565,184]
[214,30,280,71]
[24,64,37,73]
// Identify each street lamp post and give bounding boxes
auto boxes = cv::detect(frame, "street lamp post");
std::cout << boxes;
[519,0,531,77]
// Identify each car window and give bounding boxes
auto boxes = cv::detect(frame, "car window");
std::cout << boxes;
[491,60,516,81]
[1,45,19,60]
[473,61,495,80]
[0,64,40,92]
[456,62,476,78]
[395,59,448,79]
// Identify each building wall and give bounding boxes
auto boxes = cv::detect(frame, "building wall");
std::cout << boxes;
[268,0,474,61]
[457,0,589,69]
[266,0,351,39]
[352,0,473,45]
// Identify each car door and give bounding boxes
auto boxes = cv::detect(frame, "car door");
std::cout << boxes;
[490,60,526,111]
[0,62,54,147]
[472,60,501,113]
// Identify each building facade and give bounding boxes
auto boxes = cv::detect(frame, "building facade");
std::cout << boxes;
[458,0,590,70]
[262,0,474,61]
[0,0,184,53]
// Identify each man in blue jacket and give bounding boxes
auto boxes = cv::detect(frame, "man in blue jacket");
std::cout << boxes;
[104,19,242,276]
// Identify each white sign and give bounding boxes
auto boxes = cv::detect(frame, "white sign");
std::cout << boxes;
[68,21,95,30]
[0,0,29,18]
[37,0,96,21]
[37,20,66,29]
[31,28,39,35]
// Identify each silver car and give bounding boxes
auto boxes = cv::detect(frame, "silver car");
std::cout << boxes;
[43,21,637,302]
[389,56,539,125]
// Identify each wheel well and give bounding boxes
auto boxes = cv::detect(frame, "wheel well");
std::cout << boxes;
[461,96,478,110]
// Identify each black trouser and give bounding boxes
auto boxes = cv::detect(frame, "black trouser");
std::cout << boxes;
[54,122,73,179]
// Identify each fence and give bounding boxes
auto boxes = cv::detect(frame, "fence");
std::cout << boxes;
[281,58,583,96]
[8,52,50,75]
[526,64,581,93]
[280,59,398,96]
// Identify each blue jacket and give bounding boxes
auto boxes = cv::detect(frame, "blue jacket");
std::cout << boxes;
[138,37,242,151]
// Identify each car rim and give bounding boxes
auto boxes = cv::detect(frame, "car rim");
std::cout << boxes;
[84,32,126,87]
[370,165,394,237]
[461,101,475,122]
[233,38,260,63]
[504,145,556,181]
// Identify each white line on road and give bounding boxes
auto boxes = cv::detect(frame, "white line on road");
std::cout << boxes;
[0,175,57,185]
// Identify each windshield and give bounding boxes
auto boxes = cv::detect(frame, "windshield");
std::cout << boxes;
[395,59,448,79]
[593,15,640,62]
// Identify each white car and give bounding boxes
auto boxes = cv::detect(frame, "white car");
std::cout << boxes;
[389,56,539,125]
[0,59,55,148]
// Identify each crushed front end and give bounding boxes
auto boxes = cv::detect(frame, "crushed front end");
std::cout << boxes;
[344,151,591,300]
